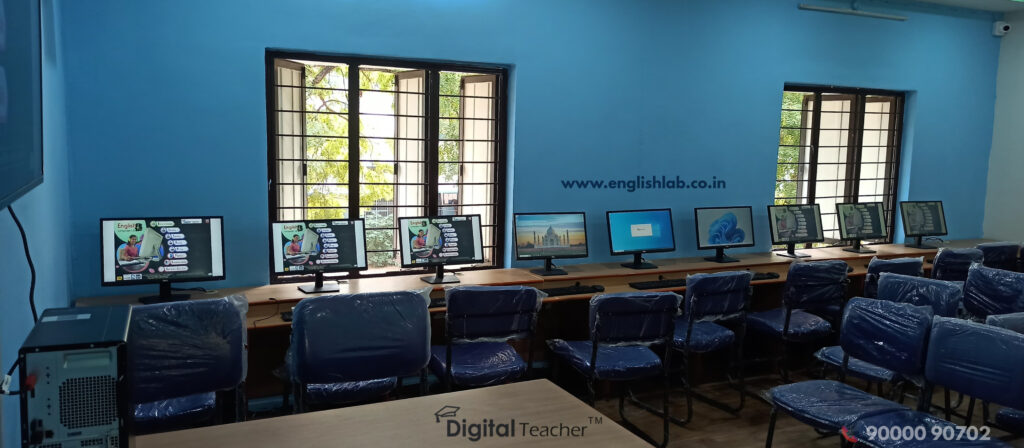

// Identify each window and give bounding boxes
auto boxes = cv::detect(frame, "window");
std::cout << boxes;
[267,52,508,279]
[774,86,904,244]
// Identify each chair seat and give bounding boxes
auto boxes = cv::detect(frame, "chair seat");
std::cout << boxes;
[814,346,896,383]
[133,392,217,434]
[770,380,904,430]
[672,319,735,353]
[547,340,662,381]
[747,309,833,341]
[305,377,397,405]
[429,342,526,387]
[806,304,842,320]
[851,410,1011,447]
[996,407,1024,435]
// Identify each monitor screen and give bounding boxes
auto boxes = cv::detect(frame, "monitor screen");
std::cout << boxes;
[900,201,947,237]
[399,215,483,267]
[768,204,823,245]
[606,209,675,255]
[514,212,588,260]
[694,206,755,249]
[837,202,888,240]
[101,217,224,285]
[271,219,366,275]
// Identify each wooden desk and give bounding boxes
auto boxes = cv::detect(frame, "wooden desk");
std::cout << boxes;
[134,380,648,448]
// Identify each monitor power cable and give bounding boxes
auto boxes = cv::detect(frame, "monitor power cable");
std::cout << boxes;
[9,205,38,323]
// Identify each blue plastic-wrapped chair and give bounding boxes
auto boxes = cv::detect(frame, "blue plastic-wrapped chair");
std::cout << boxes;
[128,295,248,434]
[548,292,679,447]
[847,318,1021,447]
[984,312,1024,435]
[931,248,984,282]
[764,298,934,447]
[963,263,1024,320]
[863,257,924,298]
[977,242,1021,272]
[288,290,431,412]
[429,286,543,391]
[746,259,849,382]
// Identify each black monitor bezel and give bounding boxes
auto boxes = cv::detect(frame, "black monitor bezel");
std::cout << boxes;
[766,204,825,246]
[899,200,948,238]
[398,214,485,268]
[836,202,888,241]
[693,205,757,250]
[269,218,369,280]
[99,216,226,287]
[513,212,589,261]
[605,208,676,256]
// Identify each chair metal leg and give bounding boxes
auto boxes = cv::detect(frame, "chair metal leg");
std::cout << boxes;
[420,369,429,396]
[765,407,778,448]
[944,388,952,421]
[780,341,792,383]
[618,384,670,448]
[586,377,596,406]
[965,396,976,426]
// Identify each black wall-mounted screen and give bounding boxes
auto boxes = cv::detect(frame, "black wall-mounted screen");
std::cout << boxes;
[0,0,43,208]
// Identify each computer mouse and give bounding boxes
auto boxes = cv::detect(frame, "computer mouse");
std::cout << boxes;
[594,285,605,292]
[847,265,854,273]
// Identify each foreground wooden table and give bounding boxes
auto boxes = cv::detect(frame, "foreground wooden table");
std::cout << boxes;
[134,380,648,448]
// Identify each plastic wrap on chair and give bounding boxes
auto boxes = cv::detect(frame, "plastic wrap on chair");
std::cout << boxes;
[877,273,962,318]
[783,260,849,309]
[987,312,1024,334]
[977,242,1022,272]
[926,317,1024,409]
[685,270,752,321]
[304,378,397,405]
[840,297,933,376]
[963,263,1024,318]
[444,285,544,341]
[132,392,218,435]
[864,257,924,298]
[589,292,680,345]
[932,248,984,282]
[129,295,248,403]
[429,342,526,387]
[546,340,663,381]
[289,290,430,384]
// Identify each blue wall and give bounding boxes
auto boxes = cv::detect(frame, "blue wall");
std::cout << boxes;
[57,0,1000,298]
[0,1,70,445]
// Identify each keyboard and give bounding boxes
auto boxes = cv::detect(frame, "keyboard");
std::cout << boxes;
[540,283,605,297]
[429,298,447,308]
[752,272,781,281]
[630,277,686,290]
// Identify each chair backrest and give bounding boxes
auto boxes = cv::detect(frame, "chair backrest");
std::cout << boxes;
[589,292,680,344]
[129,296,247,403]
[684,271,752,321]
[926,317,1024,410]
[782,260,849,309]
[864,257,924,298]
[289,290,430,384]
[963,263,1024,318]
[840,297,933,377]
[876,273,962,318]
[445,285,542,341]
[931,248,984,282]
[977,242,1021,272]
[986,312,1024,334]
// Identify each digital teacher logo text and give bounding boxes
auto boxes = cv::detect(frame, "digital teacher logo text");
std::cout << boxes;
[561,175,727,192]
[434,405,598,442]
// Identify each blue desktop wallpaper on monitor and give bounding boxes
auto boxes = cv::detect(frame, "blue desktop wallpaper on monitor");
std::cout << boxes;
[608,210,674,253]
[696,207,754,248]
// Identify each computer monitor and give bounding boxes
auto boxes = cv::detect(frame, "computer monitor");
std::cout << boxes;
[606,209,675,269]
[837,202,888,254]
[101,217,225,303]
[399,215,484,284]
[271,219,367,294]
[514,212,588,276]
[694,206,755,263]
[767,204,824,258]
[900,201,947,249]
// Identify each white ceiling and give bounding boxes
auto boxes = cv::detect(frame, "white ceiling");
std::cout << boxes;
[912,0,1024,12]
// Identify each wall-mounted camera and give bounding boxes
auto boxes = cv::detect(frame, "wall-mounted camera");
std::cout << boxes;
[994,21,1012,37]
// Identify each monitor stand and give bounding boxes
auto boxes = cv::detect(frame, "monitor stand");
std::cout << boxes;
[776,243,811,259]
[705,247,739,263]
[531,258,567,276]
[139,282,191,305]
[843,239,876,254]
[621,253,657,270]
[421,265,460,284]
[298,272,340,294]
[905,236,938,249]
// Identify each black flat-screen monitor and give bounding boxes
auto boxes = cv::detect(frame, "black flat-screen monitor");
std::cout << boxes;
[0,0,43,207]
[694,206,755,263]
[271,219,367,293]
[837,202,888,254]
[101,217,225,303]
[399,215,483,284]
[900,201,947,249]
[606,208,675,269]
[514,212,588,276]
[767,204,823,258]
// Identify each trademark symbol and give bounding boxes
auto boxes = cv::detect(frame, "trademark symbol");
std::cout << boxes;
[588,416,603,425]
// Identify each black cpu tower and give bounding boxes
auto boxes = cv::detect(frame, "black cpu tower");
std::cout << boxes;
[19,306,132,448]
